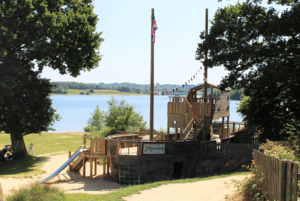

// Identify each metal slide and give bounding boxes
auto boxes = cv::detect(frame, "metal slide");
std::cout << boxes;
[39,149,86,184]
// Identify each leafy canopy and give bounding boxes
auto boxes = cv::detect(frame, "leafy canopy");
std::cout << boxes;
[0,0,103,158]
[84,105,105,132]
[84,97,146,136]
[196,0,300,140]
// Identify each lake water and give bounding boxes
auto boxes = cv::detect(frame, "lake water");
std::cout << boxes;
[50,95,243,132]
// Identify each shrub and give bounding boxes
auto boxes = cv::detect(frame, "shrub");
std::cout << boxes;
[236,139,300,200]
[83,125,93,132]
[6,182,65,201]
[80,92,84,95]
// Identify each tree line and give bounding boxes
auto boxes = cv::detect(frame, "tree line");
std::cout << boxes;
[51,82,244,100]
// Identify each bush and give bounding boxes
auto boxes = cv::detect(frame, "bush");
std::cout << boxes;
[83,125,93,132]
[6,182,65,201]
[80,92,84,95]
[236,139,300,200]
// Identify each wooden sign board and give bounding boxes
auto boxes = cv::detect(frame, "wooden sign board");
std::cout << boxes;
[143,143,165,154]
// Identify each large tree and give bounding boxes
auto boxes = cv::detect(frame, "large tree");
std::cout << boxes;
[196,0,300,140]
[0,0,103,159]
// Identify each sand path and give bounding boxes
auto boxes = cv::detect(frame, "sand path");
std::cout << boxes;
[0,152,119,197]
[0,153,247,200]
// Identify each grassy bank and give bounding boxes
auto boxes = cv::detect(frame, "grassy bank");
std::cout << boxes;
[51,89,145,95]
[0,132,85,156]
[0,132,86,178]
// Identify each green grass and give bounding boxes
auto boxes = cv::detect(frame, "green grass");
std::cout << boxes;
[0,132,88,178]
[0,155,46,178]
[0,132,87,156]
[5,182,65,201]
[64,171,250,201]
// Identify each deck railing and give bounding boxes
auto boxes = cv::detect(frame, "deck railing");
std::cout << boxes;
[199,141,259,159]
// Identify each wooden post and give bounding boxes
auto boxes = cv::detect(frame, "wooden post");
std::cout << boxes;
[233,122,235,134]
[116,141,120,155]
[227,116,229,137]
[107,158,110,176]
[281,160,288,200]
[83,157,86,177]
[83,137,86,146]
[90,138,94,154]
[150,8,155,140]
[292,163,298,201]
[204,8,208,101]
[103,158,106,179]
[94,159,97,176]
[90,157,93,178]
[286,161,292,200]
[221,117,224,138]
[68,151,71,172]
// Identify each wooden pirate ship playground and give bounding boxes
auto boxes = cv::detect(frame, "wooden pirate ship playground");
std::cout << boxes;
[59,81,256,186]
[41,8,258,186]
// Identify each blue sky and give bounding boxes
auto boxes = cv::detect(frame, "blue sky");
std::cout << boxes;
[39,0,282,85]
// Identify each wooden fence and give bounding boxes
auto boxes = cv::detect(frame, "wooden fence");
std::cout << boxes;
[199,141,259,159]
[253,149,298,201]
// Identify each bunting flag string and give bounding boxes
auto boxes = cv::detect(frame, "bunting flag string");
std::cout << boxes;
[153,65,205,95]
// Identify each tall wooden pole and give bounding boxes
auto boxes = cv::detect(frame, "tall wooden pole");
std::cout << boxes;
[150,8,154,140]
[204,8,208,101]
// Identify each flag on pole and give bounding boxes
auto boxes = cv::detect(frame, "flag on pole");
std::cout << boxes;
[152,16,158,43]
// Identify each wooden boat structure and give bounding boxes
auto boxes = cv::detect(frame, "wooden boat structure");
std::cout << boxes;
[67,83,249,185]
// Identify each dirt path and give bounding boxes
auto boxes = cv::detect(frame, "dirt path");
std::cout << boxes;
[0,153,119,198]
[0,153,248,200]
[123,174,247,201]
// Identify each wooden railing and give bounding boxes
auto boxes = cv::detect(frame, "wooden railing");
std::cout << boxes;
[199,141,259,159]
[183,118,194,140]
[116,140,143,156]
[254,149,299,201]
[195,97,220,104]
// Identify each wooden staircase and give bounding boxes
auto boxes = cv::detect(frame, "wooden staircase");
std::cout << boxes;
[70,153,92,172]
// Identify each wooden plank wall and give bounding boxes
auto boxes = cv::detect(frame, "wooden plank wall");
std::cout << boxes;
[199,142,259,159]
[191,103,212,117]
[253,150,298,201]
[213,91,230,119]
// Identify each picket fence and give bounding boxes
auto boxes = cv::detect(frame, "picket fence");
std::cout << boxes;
[253,149,299,201]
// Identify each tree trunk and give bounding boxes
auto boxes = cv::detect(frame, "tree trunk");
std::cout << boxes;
[10,133,28,159]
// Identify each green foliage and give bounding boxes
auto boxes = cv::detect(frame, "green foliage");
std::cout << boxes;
[197,0,300,140]
[84,97,147,137]
[236,139,300,200]
[0,0,103,159]
[208,88,244,100]
[86,105,105,132]
[104,97,146,134]
[6,182,65,201]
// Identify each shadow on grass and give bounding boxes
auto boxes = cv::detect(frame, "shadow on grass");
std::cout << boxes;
[0,155,49,178]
